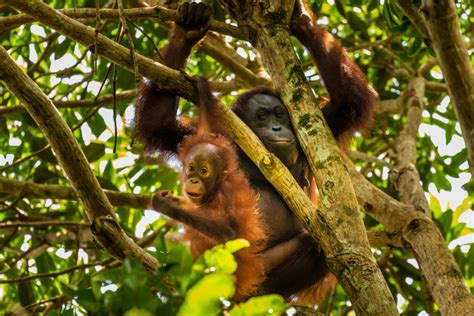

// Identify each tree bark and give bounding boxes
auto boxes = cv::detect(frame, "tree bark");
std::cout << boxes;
[0,177,151,210]
[393,76,430,215]
[348,159,474,315]
[217,0,398,314]
[0,6,248,40]
[424,0,474,179]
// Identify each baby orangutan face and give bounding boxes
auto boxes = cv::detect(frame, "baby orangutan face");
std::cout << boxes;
[183,143,226,204]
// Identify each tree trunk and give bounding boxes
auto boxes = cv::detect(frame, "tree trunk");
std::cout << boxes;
[218,0,398,313]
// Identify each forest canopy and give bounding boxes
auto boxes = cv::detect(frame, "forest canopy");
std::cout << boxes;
[0,0,473,315]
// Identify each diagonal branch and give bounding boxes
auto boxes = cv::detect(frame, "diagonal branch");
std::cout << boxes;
[347,155,474,315]
[1,0,196,101]
[0,45,159,273]
[217,0,398,313]
[0,6,249,40]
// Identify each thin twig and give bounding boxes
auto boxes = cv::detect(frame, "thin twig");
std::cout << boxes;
[0,221,89,229]
[0,260,113,284]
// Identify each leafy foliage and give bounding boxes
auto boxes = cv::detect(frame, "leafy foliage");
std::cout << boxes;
[0,0,473,315]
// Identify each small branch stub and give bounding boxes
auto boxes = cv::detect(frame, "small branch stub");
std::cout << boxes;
[262,155,272,166]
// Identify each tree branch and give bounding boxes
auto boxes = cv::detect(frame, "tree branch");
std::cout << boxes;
[393,76,430,215]
[0,221,89,229]
[424,0,474,179]
[0,44,158,273]
[0,6,249,40]
[0,260,113,284]
[217,0,398,313]
[199,32,272,87]
[394,0,430,42]
[0,177,151,209]
[346,156,474,315]
[349,150,390,168]
[1,0,196,102]
[0,90,136,116]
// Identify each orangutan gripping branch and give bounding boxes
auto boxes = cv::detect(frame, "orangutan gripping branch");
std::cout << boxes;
[136,1,375,303]
[152,78,267,301]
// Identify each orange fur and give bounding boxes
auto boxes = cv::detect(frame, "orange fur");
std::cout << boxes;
[178,134,267,301]
[294,273,337,306]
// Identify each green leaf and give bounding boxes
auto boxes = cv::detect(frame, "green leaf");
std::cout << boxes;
[229,295,287,316]
[134,169,159,187]
[203,245,238,275]
[33,164,59,183]
[451,150,467,169]
[407,36,423,57]
[367,0,378,12]
[97,176,119,191]
[55,38,72,60]
[225,239,250,253]
[84,142,105,162]
[35,252,56,288]
[125,308,153,316]
[335,0,346,18]
[177,273,235,316]
[347,12,369,39]
[437,210,453,238]
[429,194,442,218]
[18,281,35,306]
[76,288,99,312]
[453,198,473,223]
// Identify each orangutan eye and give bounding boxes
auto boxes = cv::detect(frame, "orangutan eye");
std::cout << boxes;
[200,167,208,175]
[186,164,195,176]
[257,109,268,121]
[275,108,284,118]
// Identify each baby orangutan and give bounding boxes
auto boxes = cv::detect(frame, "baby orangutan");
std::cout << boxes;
[152,133,267,301]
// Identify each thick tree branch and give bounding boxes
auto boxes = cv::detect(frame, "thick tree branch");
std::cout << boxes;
[392,75,474,314]
[1,0,196,102]
[347,157,474,315]
[417,57,438,77]
[367,231,402,249]
[0,6,249,40]
[217,0,398,313]
[0,45,158,273]
[393,76,430,215]
[424,0,474,179]
[0,177,151,210]
[425,81,447,92]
